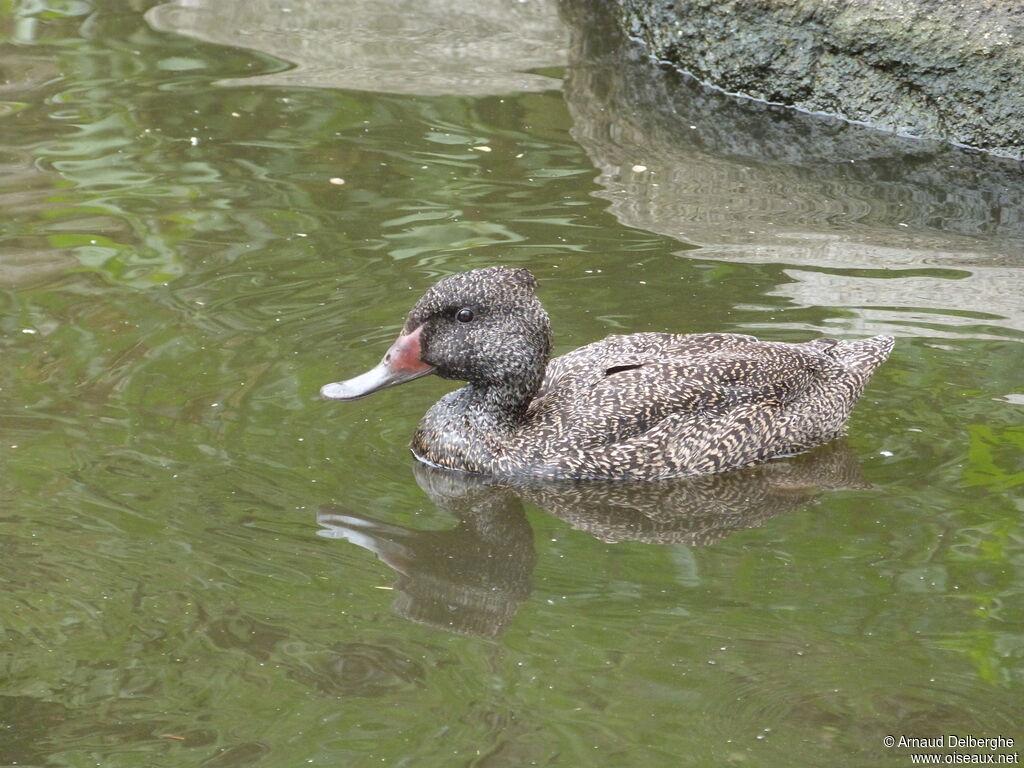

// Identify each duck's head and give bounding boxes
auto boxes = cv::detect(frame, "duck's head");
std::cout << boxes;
[320,266,551,401]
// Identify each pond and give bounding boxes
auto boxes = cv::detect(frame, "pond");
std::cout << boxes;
[1,1,1022,766]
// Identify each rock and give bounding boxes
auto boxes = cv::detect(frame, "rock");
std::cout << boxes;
[602,0,1024,158]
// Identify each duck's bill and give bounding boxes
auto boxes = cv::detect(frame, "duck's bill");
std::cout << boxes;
[320,325,435,401]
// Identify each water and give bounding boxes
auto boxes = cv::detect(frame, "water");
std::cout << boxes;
[1,1,1022,766]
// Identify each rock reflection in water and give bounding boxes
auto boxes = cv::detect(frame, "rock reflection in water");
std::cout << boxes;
[146,0,567,95]
[318,441,866,637]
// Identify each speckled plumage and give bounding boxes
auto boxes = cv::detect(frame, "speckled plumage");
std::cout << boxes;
[330,266,894,480]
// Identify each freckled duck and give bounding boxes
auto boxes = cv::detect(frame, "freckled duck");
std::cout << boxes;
[321,266,893,480]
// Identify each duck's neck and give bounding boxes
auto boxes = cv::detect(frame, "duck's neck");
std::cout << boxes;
[460,377,538,430]
[464,336,549,427]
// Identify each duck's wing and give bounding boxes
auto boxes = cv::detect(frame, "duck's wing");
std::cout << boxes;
[537,332,759,399]
[528,336,833,447]
[518,333,891,480]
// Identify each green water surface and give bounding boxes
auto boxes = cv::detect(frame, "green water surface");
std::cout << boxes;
[1,2,1022,767]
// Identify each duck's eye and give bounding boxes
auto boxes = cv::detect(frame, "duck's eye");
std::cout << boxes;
[456,308,474,323]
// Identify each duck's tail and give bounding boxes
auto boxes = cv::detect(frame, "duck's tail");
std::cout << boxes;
[831,335,895,377]
[791,334,894,443]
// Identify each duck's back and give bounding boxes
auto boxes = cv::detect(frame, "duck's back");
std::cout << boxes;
[509,332,893,479]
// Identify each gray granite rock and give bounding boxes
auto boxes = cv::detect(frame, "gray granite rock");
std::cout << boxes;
[607,0,1024,158]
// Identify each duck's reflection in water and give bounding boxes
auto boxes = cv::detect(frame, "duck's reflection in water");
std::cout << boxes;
[319,479,535,638]
[317,440,866,637]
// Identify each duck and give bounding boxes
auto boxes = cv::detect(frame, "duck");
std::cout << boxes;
[320,266,893,480]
